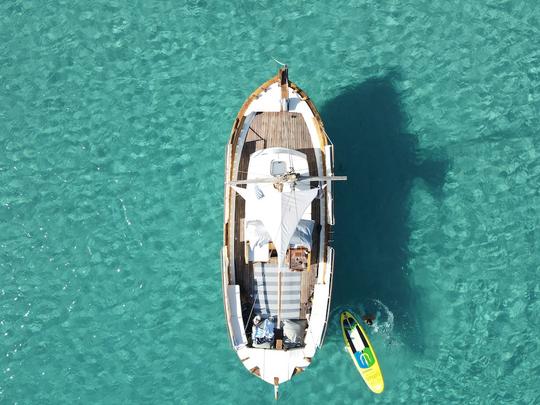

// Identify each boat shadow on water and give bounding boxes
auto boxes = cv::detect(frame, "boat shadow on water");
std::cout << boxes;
[321,74,449,352]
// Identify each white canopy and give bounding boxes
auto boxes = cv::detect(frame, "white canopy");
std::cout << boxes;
[233,185,318,268]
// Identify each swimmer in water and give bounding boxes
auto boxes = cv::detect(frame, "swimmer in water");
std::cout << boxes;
[362,314,375,326]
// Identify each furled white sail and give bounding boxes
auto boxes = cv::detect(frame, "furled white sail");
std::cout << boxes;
[232,185,318,268]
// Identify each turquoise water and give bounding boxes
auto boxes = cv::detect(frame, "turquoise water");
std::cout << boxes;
[1,1,539,403]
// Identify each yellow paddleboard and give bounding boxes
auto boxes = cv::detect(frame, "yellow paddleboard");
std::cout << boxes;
[340,310,384,394]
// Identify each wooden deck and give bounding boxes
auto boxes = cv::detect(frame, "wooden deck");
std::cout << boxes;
[232,112,322,326]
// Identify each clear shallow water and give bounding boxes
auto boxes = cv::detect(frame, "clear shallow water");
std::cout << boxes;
[1,1,539,403]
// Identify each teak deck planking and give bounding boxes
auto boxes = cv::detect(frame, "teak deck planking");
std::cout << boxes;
[232,112,321,322]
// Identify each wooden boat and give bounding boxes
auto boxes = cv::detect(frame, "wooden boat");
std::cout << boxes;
[221,66,345,398]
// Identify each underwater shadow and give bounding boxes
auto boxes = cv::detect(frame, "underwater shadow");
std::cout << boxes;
[321,75,448,351]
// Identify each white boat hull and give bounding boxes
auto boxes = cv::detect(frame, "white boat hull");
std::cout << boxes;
[222,69,337,388]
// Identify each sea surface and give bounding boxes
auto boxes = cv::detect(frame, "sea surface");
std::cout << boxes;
[1,1,539,403]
